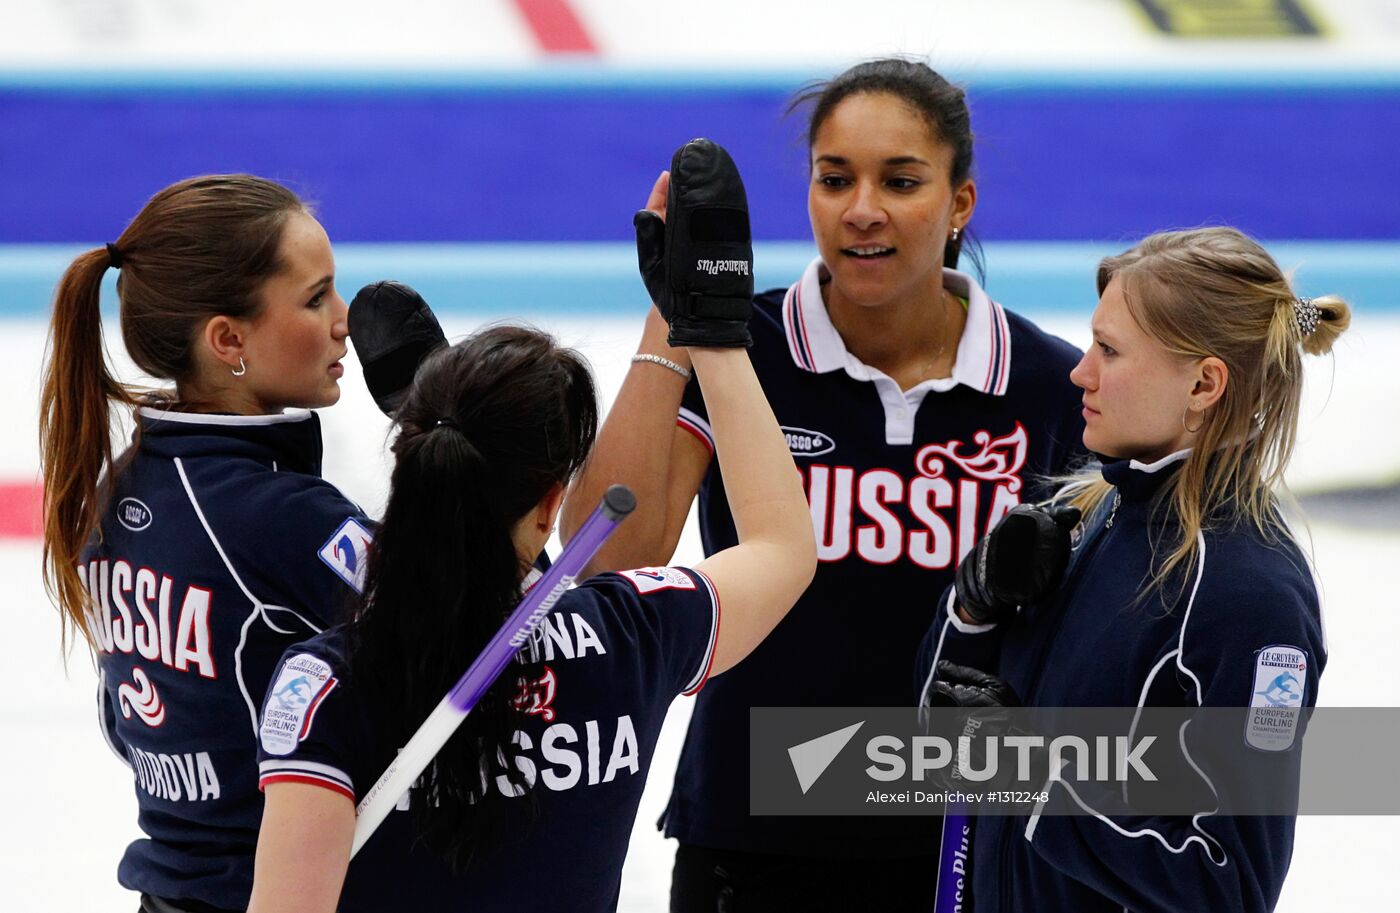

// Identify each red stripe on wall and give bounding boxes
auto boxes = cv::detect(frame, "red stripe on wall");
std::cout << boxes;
[0,481,42,539]
[511,0,598,54]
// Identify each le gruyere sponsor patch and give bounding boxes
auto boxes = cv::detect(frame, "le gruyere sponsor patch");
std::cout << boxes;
[260,653,338,757]
[1245,644,1308,751]
[318,518,373,593]
[618,566,697,594]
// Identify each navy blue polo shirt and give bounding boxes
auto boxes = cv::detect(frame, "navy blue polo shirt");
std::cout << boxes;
[257,565,719,913]
[664,259,1088,857]
[85,408,372,910]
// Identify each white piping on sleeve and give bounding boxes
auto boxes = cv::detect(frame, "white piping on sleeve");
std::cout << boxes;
[175,457,274,736]
[1175,531,1209,707]
[919,589,998,710]
[1123,649,1180,803]
[1024,758,1068,842]
[1027,532,1228,869]
[1046,738,1228,867]
[918,590,956,711]
[262,603,326,636]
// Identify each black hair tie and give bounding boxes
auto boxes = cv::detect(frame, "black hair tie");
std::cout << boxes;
[105,243,123,270]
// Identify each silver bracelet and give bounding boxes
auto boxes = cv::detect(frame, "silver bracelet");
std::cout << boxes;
[631,353,691,381]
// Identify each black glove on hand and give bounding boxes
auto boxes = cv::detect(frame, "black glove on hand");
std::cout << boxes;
[348,281,447,416]
[925,661,1022,708]
[955,502,1082,625]
[634,138,753,347]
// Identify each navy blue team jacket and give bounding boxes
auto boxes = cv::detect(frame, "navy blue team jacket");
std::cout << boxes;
[83,408,372,910]
[918,451,1326,913]
[257,565,720,913]
[663,259,1087,857]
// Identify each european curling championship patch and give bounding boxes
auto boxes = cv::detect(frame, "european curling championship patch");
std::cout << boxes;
[1245,644,1307,751]
[260,653,338,757]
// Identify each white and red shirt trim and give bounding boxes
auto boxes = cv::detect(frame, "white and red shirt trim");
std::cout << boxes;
[258,758,356,802]
[681,568,721,696]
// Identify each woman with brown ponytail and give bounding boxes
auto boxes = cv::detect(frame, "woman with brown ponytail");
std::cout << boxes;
[920,226,1351,912]
[39,174,370,913]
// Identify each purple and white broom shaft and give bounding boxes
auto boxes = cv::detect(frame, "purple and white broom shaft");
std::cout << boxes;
[351,485,636,856]
[934,809,971,913]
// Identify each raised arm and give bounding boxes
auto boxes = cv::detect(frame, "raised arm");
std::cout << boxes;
[560,275,710,575]
[574,138,815,674]
[689,345,816,675]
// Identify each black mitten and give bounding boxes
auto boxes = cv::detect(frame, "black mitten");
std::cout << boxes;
[955,502,1081,625]
[634,138,753,347]
[348,281,447,416]
[925,661,1022,708]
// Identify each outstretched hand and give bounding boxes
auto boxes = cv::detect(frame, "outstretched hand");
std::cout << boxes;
[633,139,754,348]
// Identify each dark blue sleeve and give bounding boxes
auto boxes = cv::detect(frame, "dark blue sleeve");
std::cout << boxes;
[256,645,358,802]
[914,585,1005,705]
[579,566,721,697]
[1022,541,1324,913]
[237,476,375,631]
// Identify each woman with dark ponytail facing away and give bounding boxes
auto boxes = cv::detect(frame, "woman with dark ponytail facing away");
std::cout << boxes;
[245,311,815,912]
[40,174,370,913]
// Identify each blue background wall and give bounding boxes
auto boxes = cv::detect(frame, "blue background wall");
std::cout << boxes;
[2,70,1396,312]
[4,72,1398,243]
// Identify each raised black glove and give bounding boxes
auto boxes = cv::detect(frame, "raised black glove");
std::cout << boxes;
[925,660,1022,708]
[955,502,1081,625]
[348,281,447,416]
[634,138,753,347]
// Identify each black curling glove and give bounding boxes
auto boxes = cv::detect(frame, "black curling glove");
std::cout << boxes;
[348,280,447,416]
[955,502,1082,625]
[925,661,1022,708]
[634,138,754,347]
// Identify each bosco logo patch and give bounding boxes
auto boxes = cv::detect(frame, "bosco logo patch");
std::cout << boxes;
[1245,644,1307,752]
[318,518,373,593]
[260,653,338,757]
[117,497,153,532]
[781,426,836,457]
[619,567,697,594]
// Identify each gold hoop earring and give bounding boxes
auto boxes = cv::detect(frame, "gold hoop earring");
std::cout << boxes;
[1182,403,1205,434]
[231,357,247,377]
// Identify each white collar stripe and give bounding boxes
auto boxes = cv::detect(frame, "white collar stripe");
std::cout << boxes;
[779,258,1011,396]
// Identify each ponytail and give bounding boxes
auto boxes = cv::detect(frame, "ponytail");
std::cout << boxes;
[37,174,307,652]
[40,248,137,649]
[349,326,598,867]
[351,420,532,867]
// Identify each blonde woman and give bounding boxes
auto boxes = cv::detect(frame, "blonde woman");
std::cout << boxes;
[919,226,1349,912]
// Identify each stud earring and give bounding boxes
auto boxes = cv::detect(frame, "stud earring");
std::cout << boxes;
[231,357,247,377]
[950,227,961,242]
